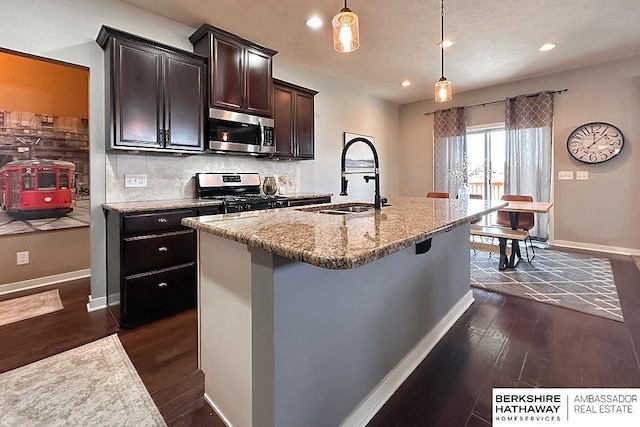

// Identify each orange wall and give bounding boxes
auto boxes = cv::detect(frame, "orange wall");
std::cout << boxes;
[0,50,90,287]
[0,50,88,118]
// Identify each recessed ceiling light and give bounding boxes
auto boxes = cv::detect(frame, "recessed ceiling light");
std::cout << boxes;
[438,40,455,48]
[400,80,412,87]
[306,16,323,28]
[539,43,556,51]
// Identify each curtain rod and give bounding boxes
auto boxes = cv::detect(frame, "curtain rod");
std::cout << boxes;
[423,88,568,116]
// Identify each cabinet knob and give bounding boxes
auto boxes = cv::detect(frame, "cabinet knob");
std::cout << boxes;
[157,218,167,223]
[158,246,169,252]
[158,282,168,288]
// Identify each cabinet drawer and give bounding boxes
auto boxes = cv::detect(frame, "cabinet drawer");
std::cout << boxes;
[123,230,195,276]
[123,209,194,236]
[123,264,196,325]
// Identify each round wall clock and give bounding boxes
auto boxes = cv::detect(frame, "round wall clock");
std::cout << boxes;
[566,122,624,164]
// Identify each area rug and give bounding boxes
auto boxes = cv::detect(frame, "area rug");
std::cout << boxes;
[0,289,63,327]
[0,334,166,427]
[470,248,623,322]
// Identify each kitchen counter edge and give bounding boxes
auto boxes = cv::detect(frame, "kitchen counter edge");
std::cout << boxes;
[182,198,507,270]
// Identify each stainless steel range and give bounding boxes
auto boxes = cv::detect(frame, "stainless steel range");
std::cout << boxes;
[195,172,289,213]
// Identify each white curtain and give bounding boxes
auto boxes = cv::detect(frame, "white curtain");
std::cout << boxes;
[433,107,467,197]
[505,92,553,240]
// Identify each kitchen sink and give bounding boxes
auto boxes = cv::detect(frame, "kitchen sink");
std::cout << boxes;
[324,206,374,213]
[297,203,376,215]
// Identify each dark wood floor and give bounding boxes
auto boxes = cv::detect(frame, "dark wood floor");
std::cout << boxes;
[0,279,222,426]
[1,248,639,427]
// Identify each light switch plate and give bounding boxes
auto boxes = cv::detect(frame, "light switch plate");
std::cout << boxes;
[124,173,148,188]
[558,171,574,180]
[576,171,588,180]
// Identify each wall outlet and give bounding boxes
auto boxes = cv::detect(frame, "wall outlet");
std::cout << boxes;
[558,171,574,180]
[124,173,147,188]
[576,171,589,180]
[16,251,29,265]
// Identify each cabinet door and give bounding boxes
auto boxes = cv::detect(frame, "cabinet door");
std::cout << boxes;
[113,40,163,148]
[211,35,244,112]
[164,53,205,151]
[245,48,273,117]
[295,92,315,159]
[273,85,294,157]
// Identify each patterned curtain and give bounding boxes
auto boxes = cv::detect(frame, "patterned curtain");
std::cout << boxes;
[433,107,467,197]
[505,92,553,240]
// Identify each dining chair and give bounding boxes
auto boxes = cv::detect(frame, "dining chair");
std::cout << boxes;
[426,191,450,199]
[496,194,535,261]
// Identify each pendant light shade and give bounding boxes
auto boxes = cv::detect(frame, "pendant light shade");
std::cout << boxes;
[434,0,452,102]
[332,0,359,53]
[435,77,452,102]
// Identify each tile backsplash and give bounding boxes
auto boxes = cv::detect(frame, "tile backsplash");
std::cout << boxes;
[106,153,301,202]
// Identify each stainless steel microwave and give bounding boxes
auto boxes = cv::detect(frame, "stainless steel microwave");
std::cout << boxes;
[207,108,274,156]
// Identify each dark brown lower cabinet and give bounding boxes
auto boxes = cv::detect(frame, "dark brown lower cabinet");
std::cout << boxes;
[273,79,318,159]
[105,208,208,328]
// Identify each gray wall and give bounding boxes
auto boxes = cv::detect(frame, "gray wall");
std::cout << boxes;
[399,55,640,254]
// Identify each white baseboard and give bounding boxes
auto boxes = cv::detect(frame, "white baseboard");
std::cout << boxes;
[204,392,233,427]
[552,240,640,256]
[339,290,475,427]
[0,268,90,297]
[86,295,107,312]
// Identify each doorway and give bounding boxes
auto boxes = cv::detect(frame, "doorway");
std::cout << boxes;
[466,125,505,201]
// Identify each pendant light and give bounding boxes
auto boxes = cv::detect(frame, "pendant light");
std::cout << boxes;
[434,0,452,102]
[332,0,360,53]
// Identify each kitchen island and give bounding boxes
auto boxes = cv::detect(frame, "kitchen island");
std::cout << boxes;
[182,197,506,427]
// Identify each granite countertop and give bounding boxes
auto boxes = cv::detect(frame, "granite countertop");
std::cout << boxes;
[101,193,333,213]
[182,197,507,270]
[102,198,224,213]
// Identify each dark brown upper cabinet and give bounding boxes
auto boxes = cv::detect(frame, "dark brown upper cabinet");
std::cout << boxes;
[189,24,277,118]
[273,79,318,160]
[97,26,206,153]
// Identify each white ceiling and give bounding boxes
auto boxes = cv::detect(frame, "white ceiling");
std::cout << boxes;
[121,0,640,105]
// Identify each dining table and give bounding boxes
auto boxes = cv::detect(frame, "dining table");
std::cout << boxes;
[499,200,553,268]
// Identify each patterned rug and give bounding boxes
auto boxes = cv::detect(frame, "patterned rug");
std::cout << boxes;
[0,289,63,327]
[470,247,623,322]
[0,334,166,426]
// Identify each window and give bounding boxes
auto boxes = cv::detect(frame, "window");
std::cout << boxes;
[466,124,505,201]
[22,172,34,190]
[0,112,5,127]
[41,115,54,127]
[37,169,56,190]
[59,172,69,189]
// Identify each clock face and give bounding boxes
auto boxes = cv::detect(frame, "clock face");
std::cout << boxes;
[566,122,624,164]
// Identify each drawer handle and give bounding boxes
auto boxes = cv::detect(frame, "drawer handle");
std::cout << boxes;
[157,218,168,223]
[158,282,169,288]
[158,246,169,252]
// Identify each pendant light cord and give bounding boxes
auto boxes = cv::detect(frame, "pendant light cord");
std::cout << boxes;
[440,0,445,77]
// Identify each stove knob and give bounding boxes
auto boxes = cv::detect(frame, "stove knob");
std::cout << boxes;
[244,204,251,211]
[236,205,244,212]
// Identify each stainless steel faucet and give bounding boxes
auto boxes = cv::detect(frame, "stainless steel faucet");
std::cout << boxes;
[340,137,387,210]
